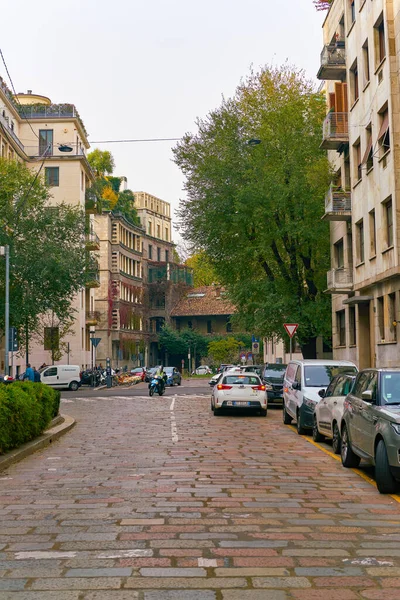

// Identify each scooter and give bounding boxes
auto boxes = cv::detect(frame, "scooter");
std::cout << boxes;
[149,376,165,397]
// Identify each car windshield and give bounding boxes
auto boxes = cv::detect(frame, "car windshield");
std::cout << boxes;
[381,372,400,404]
[132,368,142,373]
[224,375,261,385]
[304,365,357,387]
[165,368,174,374]
[264,367,286,379]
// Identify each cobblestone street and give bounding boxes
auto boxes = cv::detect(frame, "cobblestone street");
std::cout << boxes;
[1,384,400,599]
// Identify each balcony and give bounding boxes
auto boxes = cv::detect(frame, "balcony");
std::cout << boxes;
[85,230,100,251]
[322,186,351,221]
[0,112,25,152]
[86,311,101,326]
[326,268,353,294]
[85,260,100,288]
[15,103,88,136]
[321,112,348,150]
[317,43,346,81]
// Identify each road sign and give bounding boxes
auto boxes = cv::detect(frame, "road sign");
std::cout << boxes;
[252,342,260,354]
[283,324,298,338]
[90,337,102,348]
[247,352,253,361]
[8,327,18,352]
[240,352,246,363]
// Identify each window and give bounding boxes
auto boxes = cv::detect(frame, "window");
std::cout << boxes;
[349,306,356,345]
[349,0,355,25]
[362,40,370,87]
[44,167,59,187]
[389,293,397,342]
[377,296,385,340]
[350,60,359,104]
[207,320,212,334]
[39,129,53,156]
[369,210,376,256]
[378,107,390,154]
[157,224,161,238]
[165,250,169,263]
[43,367,57,377]
[165,228,169,241]
[356,219,364,263]
[375,14,386,66]
[337,310,346,346]
[44,327,59,351]
[334,239,344,268]
[157,247,161,262]
[383,198,393,247]
[353,139,361,181]
[363,125,373,172]
[188,320,193,329]
[295,367,302,387]
[148,245,153,259]
[226,318,232,333]
[148,221,152,236]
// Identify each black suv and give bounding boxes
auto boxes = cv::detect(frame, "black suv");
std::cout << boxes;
[262,363,287,405]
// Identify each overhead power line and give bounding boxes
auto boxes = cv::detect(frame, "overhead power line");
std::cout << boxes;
[90,137,181,144]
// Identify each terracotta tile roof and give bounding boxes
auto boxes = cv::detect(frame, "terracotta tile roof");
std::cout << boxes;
[171,286,235,317]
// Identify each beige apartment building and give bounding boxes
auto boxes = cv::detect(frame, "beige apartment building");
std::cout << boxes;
[0,83,97,375]
[318,0,400,368]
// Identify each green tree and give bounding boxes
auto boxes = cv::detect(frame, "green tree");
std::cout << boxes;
[173,65,332,357]
[0,159,87,352]
[185,251,219,286]
[87,149,115,177]
[208,337,242,364]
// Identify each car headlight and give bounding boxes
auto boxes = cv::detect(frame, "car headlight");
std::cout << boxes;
[303,397,317,409]
[391,423,400,435]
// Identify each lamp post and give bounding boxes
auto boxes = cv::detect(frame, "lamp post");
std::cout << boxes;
[0,246,9,376]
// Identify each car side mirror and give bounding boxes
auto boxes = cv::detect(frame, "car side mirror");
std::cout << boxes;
[209,381,216,386]
[361,390,373,402]
[292,381,300,391]
[318,389,326,398]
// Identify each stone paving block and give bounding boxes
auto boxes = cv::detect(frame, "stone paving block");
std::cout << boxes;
[30,578,124,590]
[290,589,359,599]
[144,592,216,600]
[120,519,165,525]
[0,593,81,600]
[65,568,132,577]
[360,591,400,599]
[216,567,290,577]
[82,593,140,600]
[125,577,248,588]
[139,567,206,577]
[252,577,311,588]
[0,579,27,591]
[221,592,289,600]
[294,567,363,576]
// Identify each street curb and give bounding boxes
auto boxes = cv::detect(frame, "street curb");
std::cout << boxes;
[0,414,76,473]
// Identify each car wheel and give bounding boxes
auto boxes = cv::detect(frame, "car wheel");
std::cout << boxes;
[211,400,214,412]
[375,440,399,494]
[260,408,267,417]
[283,402,292,424]
[69,381,79,392]
[213,408,221,416]
[332,422,341,455]
[341,424,360,468]
[312,416,324,442]
[296,410,306,435]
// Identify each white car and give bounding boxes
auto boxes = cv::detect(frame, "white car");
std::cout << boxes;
[208,365,235,386]
[194,365,212,375]
[211,372,267,417]
[313,372,356,453]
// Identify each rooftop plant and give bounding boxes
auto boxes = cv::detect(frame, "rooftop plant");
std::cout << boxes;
[313,0,332,10]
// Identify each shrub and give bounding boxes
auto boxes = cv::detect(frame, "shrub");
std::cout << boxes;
[0,382,59,455]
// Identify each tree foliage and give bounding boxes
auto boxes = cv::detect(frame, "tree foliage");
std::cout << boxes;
[185,251,219,286]
[87,149,115,177]
[0,158,87,342]
[208,337,242,364]
[173,65,332,357]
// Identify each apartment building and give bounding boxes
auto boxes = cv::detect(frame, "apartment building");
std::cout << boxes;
[318,0,400,368]
[0,83,96,374]
[92,211,148,368]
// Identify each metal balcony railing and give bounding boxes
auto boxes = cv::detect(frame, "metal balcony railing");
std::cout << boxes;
[323,185,351,221]
[85,230,100,248]
[86,311,101,324]
[320,44,346,68]
[321,112,348,149]
[327,268,353,293]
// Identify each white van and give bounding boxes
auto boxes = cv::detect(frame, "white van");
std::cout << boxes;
[282,359,357,435]
[40,365,81,391]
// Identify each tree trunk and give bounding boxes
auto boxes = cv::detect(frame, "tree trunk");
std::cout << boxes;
[301,337,317,359]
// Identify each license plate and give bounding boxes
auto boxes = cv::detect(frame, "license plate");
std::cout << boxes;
[234,401,250,406]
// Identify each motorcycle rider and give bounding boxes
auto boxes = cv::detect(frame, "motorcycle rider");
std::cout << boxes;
[155,365,166,395]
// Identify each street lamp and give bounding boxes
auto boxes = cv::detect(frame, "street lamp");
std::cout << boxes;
[0,246,9,376]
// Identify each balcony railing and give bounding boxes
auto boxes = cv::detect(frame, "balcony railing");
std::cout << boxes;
[0,112,25,152]
[85,260,100,288]
[321,112,348,150]
[326,268,353,293]
[323,185,351,221]
[85,230,100,250]
[86,310,101,325]
[317,43,346,80]
[15,103,88,136]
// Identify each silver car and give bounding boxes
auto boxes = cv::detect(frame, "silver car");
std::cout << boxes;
[341,368,400,494]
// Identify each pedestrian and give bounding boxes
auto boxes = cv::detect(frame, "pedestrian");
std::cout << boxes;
[24,363,34,382]
[33,367,41,383]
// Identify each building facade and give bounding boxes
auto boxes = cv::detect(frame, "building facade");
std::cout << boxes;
[318,0,400,368]
[0,83,96,375]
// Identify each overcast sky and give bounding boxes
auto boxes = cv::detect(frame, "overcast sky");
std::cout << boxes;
[1,0,325,243]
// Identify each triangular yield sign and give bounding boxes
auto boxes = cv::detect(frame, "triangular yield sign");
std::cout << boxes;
[283,323,298,338]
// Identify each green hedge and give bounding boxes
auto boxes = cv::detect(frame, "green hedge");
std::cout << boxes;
[0,382,60,455]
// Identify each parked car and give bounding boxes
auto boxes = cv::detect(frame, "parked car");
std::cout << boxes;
[283,359,358,435]
[40,365,82,391]
[341,368,400,494]
[209,365,235,386]
[211,372,267,416]
[130,367,146,381]
[0,374,14,384]
[313,373,356,453]
[165,367,182,386]
[240,365,264,377]
[261,363,287,405]
[194,365,212,375]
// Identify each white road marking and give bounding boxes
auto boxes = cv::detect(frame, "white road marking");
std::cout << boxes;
[97,549,153,558]
[15,551,77,560]
[198,558,218,567]
[170,395,179,443]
